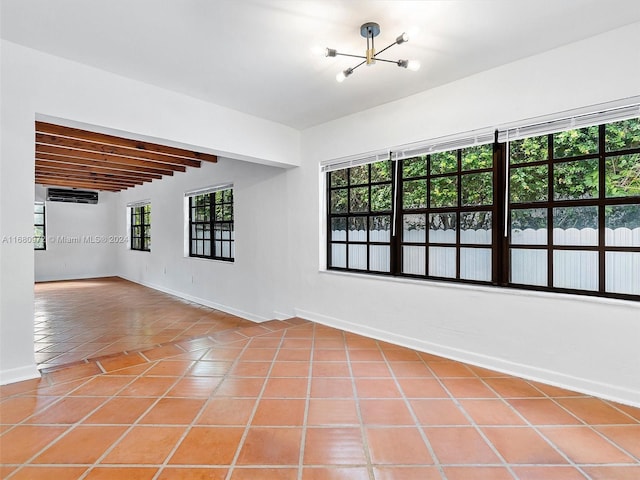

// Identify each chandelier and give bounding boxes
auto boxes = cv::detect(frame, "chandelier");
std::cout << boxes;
[326,22,420,82]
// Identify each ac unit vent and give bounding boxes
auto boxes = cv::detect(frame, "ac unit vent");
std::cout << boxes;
[47,188,98,204]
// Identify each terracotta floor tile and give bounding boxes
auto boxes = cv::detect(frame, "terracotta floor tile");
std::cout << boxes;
[424,427,500,464]
[102,426,184,464]
[307,399,359,425]
[141,343,185,361]
[139,397,205,424]
[360,399,415,425]
[236,427,302,465]
[303,427,367,465]
[119,376,177,397]
[145,360,195,376]
[314,349,348,361]
[484,378,545,398]
[483,426,569,464]
[157,467,228,479]
[99,353,148,372]
[442,466,513,479]
[556,398,637,425]
[596,425,640,458]
[45,362,103,384]
[312,362,351,377]
[84,397,155,424]
[511,466,589,479]
[188,360,233,377]
[582,466,640,480]
[508,398,583,425]
[540,426,635,463]
[396,378,448,398]
[69,376,132,396]
[528,382,585,398]
[26,396,105,424]
[409,399,470,426]
[348,350,384,362]
[240,348,278,361]
[104,363,152,376]
[610,402,640,422]
[355,379,401,398]
[231,361,273,377]
[310,378,354,398]
[458,399,526,426]
[277,349,312,361]
[388,362,433,377]
[252,399,306,426]
[382,349,422,362]
[232,467,297,479]
[0,395,58,424]
[83,467,158,479]
[440,378,497,398]
[8,466,87,480]
[198,398,257,425]
[366,427,433,464]
[263,378,308,398]
[202,347,244,361]
[167,376,223,397]
[270,361,310,377]
[467,365,511,378]
[429,362,475,378]
[169,426,245,464]
[303,467,369,479]
[281,339,312,349]
[215,378,265,397]
[350,362,392,377]
[372,466,442,479]
[33,425,127,464]
[0,425,67,463]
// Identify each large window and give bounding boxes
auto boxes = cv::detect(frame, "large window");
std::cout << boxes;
[189,187,234,261]
[326,116,640,301]
[34,202,46,250]
[131,204,151,251]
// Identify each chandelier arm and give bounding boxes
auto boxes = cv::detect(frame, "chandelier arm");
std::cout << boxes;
[350,60,367,72]
[335,52,368,60]
[375,41,399,57]
[372,57,402,65]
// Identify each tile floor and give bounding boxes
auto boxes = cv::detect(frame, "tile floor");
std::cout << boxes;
[1,279,638,479]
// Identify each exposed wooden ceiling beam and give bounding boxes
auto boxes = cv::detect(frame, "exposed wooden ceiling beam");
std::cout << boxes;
[36,145,184,173]
[36,159,163,181]
[36,133,202,167]
[36,177,123,192]
[36,153,175,176]
[36,121,218,163]
[36,167,146,186]
[37,171,141,188]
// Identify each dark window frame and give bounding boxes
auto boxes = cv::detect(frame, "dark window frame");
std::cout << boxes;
[130,204,151,252]
[34,203,46,250]
[326,118,640,302]
[188,188,234,262]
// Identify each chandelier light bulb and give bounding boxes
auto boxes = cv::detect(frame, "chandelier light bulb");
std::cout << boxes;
[407,60,421,71]
[396,32,409,44]
[325,48,337,57]
[336,71,346,82]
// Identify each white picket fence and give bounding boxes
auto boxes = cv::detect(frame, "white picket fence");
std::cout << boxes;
[330,227,640,294]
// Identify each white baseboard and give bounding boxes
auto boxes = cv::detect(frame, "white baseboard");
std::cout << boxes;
[0,364,41,386]
[119,275,269,323]
[35,273,118,283]
[294,308,640,408]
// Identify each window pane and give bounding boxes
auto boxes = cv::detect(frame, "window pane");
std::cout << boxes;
[605,154,640,198]
[460,211,492,244]
[605,204,640,246]
[511,208,548,245]
[430,176,457,208]
[462,144,493,171]
[331,217,347,241]
[605,118,640,152]
[350,187,369,213]
[222,242,231,258]
[510,165,548,203]
[369,245,390,272]
[402,157,427,178]
[330,170,348,187]
[371,184,392,211]
[402,246,425,275]
[34,226,44,238]
[511,249,547,286]
[331,244,346,268]
[403,180,427,209]
[430,151,457,174]
[369,216,391,242]
[510,136,548,164]
[553,250,598,291]
[34,204,44,214]
[348,244,367,270]
[330,189,347,213]
[403,214,426,243]
[429,213,456,244]
[553,126,599,158]
[223,205,233,221]
[371,160,392,182]
[553,206,598,246]
[203,241,211,257]
[350,165,369,185]
[348,217,366,241]
[460,248,491,281]
[554,159,599,200]
[223,189,233,202]
[606,252,640,295]
[428,247,456,278]
[34,213,44,225]
[461,172,493,206]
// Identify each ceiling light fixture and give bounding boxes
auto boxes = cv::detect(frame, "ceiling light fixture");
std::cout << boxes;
[326,22,420,82]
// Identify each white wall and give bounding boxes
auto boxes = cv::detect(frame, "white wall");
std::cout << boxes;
[0,40,299,385]
[34,185,118,282]
[115,157,290,322]
[293,22,640,405]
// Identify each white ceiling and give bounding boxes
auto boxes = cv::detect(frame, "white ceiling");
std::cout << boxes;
[2,0,640,129]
